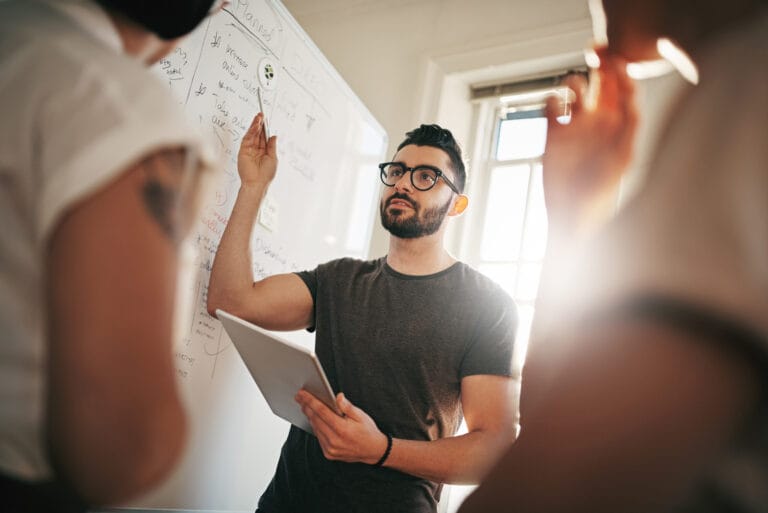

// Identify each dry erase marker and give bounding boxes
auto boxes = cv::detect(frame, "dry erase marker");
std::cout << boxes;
[257,87,271,139]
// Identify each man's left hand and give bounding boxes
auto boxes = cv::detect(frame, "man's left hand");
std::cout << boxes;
[295,390,388,465]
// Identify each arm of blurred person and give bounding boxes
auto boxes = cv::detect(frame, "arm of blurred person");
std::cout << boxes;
[45,148,201,505]
[458,313,762,512]
[541,50,637,242]
[206,113,314,331]
[535,51,638,317]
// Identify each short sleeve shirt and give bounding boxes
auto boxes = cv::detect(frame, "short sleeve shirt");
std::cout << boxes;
[257,257,517,513]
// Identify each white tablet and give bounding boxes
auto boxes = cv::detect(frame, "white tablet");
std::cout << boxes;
[217,309,341,435]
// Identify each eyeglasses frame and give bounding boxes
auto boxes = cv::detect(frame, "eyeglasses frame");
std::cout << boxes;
[378,162,460,194]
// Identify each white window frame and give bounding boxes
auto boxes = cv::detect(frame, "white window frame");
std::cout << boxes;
[450,78,579,375]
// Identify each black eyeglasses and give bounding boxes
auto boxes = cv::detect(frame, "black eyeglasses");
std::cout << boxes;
[378,162,460,193]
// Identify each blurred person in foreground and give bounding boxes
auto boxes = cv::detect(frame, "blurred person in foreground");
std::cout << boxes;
[0,1,221,511]
[459,0,768,511]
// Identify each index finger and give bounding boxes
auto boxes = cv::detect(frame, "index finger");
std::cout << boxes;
[242,112,265,148]
[595,53,631,113]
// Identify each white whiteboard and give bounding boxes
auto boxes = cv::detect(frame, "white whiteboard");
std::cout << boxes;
[125,1,387,511]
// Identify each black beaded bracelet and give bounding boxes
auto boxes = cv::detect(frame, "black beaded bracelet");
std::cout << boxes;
[374,433,393,467]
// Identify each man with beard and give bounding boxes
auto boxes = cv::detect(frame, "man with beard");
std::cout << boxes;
[207,120,519,513]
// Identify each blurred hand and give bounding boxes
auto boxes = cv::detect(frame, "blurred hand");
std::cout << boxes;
[543,48,637,235]
[237,112,278,188]
[296,390,388,465]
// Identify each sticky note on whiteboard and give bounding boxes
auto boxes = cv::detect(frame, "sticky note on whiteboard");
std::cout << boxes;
[258,195,278,232]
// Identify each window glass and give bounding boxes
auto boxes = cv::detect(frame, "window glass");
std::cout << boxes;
[512,304,535,371]
[520,164,548,260]
[479,165,530,261]
[515,262,542,301]
[478,262,518,298]
[495,114,547,161]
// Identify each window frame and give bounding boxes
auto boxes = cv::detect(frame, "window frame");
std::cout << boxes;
[452,91,562,374]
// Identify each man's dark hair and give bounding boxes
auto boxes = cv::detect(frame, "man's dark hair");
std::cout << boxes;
[397,124,466,193]
[95,0,217,39]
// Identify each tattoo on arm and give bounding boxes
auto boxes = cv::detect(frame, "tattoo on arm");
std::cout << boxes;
[140,151,185,244]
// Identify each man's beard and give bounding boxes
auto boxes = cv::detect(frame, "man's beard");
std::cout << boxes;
[380,193,452,239]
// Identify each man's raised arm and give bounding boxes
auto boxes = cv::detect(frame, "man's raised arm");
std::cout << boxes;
[207,113,313,331]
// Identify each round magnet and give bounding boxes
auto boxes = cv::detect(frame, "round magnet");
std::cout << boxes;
[258,57,278,90]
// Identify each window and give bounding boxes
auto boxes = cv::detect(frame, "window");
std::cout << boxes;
[477,106,549,367]
[456,81,575,372]
[444,79,577,513]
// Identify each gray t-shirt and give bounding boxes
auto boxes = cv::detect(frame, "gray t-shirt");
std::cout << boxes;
[257,257,517,513]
